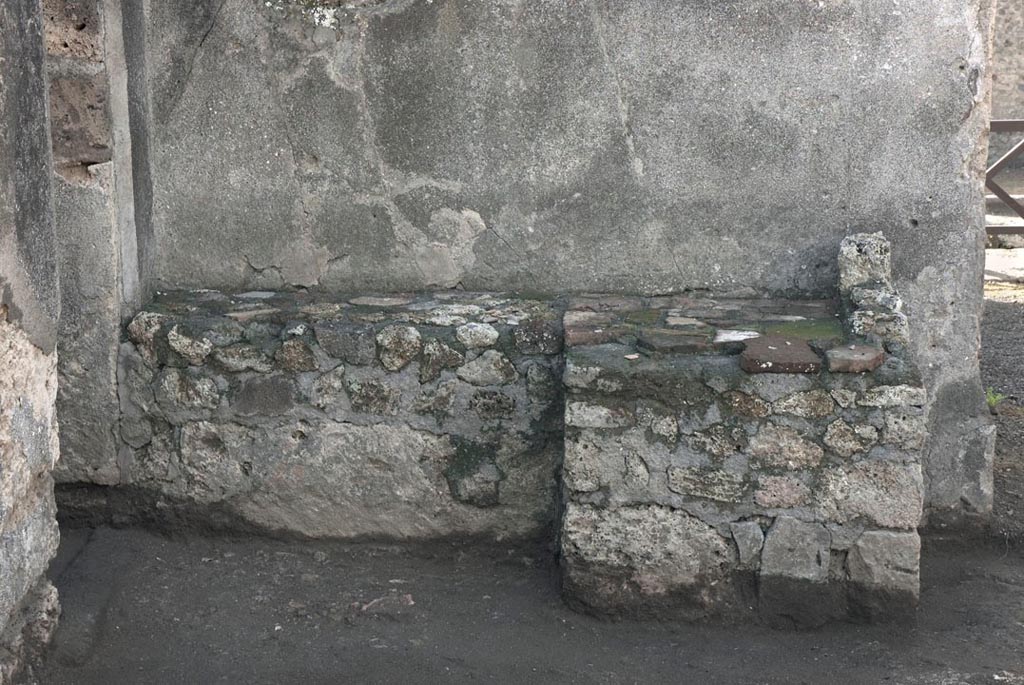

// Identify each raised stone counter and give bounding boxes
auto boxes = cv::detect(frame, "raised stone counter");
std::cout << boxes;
[118,291,564,540]
[559,234,925,625]
[109,234,922,624]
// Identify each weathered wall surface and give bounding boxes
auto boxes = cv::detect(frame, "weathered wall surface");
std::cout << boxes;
[44,0,140,487]
[989,0,1024,161]
[125,0,993,523]
[0,0,62,679]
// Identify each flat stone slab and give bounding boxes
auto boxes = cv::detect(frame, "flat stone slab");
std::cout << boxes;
[740,335,822,374]
[826,344,886,373]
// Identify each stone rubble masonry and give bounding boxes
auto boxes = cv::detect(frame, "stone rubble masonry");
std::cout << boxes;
[559,234,926,625]
[116,291,565,540]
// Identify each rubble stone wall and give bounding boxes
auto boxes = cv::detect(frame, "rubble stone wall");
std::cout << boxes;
[560,234,926,624]
[111,292,564,540]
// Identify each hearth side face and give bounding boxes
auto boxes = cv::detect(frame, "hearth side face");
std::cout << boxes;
[115,291,564,541]
[559,234,926,625]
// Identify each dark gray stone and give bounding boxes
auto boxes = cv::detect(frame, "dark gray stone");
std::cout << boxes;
[314,322,377,365]
[232,375,296,416]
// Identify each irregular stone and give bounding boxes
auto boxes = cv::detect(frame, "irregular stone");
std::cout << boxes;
[849,309,910,346]
[826,344,885,373]
[755,475,811,509]
[858,385,926,408]
[178,422,255,501]
[849,285,902,312]
[563,310,614,327]
[564,325,631,347]
[667,467,747,503]
[313,367,347,410]
[722,390,771,418]
[830,387,857,409]
[848,531,920,598]
[636,401,678,444]
[513,315,562,354]
[562,434,605,493]
[233,376,296,416]
[376,325,422,371]
[202,319,245,347]
[346,378,401,415]
[119,416,153,449]
[275,339,318,372]
[824,419,878,458]
[456,322,499,349]
[470,390,515,419]
[882,411,927,450]
[730,521,765,571]
[419,339,464,383]
[126,311,167,364]
[560,504,733,613]
[212,344,273,373]
[748,424,823,469]
[623,452,650,488]
[665,313,712,330]
[525,363,559,405]
[414,380,458,418]
[242,322,282,347]
[564,401,633,429]
[821,461,923,529]
[167,325,213,365]
[773,389,836,418]
[637,328,713,355]
[740,335,821,374]
[760,516,830,582]
[158,369,220,410]
[456,350,517,386]
[448,461,501,508]
[690,424,747,458]
[838,232,892,294]
[349,295,413,307]
[314,322,377,365]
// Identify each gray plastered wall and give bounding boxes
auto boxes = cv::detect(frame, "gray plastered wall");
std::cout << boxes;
[117,0,996,523]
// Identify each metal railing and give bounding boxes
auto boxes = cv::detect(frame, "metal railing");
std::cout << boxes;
[987,119,1024,236]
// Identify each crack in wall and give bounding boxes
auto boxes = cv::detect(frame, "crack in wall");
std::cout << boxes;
[589,1,644,181]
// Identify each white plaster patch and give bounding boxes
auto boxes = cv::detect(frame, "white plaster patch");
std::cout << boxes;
[713,329,760,344]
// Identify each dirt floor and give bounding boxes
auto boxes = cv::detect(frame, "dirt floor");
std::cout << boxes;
[981,263,1024,544]
[30,527,1024,685]
[26,254,1024,684]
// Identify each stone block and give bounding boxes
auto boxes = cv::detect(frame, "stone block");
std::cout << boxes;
[42,0,102,60]
[838,232,892,294]
[560,503,735,617]
[730,521,764,571]
[740,336,822,374]
[826,344,886,373]
[760,517,830,582]
[48,71,112,168]
[848,530,920,616]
